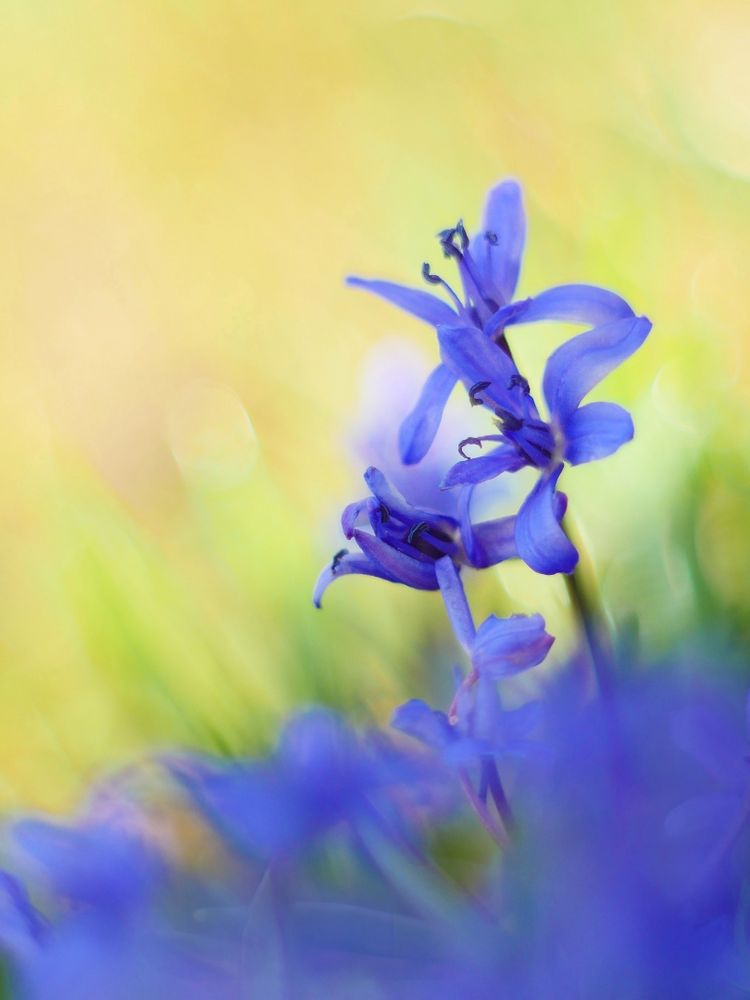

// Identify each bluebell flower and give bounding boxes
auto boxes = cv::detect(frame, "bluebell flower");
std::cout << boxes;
[314,465,524,607]
[348,179,638,466]
[392,557,550,760]
[438,312,651,574]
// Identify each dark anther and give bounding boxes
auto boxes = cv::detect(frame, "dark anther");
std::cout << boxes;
[458,436,484,459]
[376,502,390,523]
[507,374,530,394]
[331,549,348,573]
[494,408,524,432]
[422,261,442,285]
[484,230,499,246]
[454,220,469,250]
[407,521,429,546]
[468,380,491,406]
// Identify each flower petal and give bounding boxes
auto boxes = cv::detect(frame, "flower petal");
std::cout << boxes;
[341,498,377,539]
[435,556,475,651]
[472,613,554,678]
[515,466,578,575]
[391,699,454,750]
[398,364,456,465]
[563,402,634,465]
[477,180,526,303]
[542,316,652,423]
[353,529,439,590]
[505,284,635,328]
[469,515,518,569]
[442,445,528,489]
[346,277,457,327]
[313,553,398,608]
[437,324,520,416]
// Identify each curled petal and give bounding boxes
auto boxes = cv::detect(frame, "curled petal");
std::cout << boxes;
[353,529,438,590]
[435,556,475,651]
[542,316,652,424]
[341,498,377,539]
[563,401,634,465]
[346,277,457,327]
[516,466,578,575]
[442,445,528,489]
[313,553,397,608]
[472,613,554,678]
[477,180,526,303]
[398,363,456,465]
[505,284,635,328]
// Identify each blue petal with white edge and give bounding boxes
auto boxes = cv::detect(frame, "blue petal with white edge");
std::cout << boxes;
[516,465,578,575]
[346,277,457,327]
[435,556,475,651]
[563,401,634,465]
[398,363,456,465]
[472,613,554,678]
[542,315,652,424]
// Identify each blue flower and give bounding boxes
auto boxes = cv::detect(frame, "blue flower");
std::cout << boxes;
[314,466,521,607]
[392,557,551,763]
[347,179,637,466]
[438,313,651,574]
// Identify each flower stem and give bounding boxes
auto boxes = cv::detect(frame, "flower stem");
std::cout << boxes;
[564,561,613,701]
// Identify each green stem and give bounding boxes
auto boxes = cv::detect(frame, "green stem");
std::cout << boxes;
[564,562,613,700]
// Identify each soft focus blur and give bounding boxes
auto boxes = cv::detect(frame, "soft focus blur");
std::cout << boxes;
[1,0,749,810]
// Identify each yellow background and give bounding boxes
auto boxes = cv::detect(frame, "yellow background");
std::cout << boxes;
[1,0,749,809]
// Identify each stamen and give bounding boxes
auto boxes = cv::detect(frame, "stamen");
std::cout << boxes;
[406,521,429,546]
[468,380,491,406]
[507,374,530,394]
[331,549,348,573]
[421,262,464,313]
[493,408,524,432]
[406,521,452,561]
[458,436,485,459]
[376,502,390,523]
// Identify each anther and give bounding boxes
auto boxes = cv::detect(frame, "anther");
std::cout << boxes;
[407,521,429,546]
[331,549,348,573]
[493,408,524,432]
[458,436,484,459]
[468,380,491,406]
[507,374,530,394]
[376,502,390,523]
[422,262,442,285]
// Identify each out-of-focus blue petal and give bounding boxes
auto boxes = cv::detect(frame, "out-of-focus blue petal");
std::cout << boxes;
[563,402,634,465]
[346,277,457,327]
[469,515,518,569]
[435,556,475,651]
[442,444,528,489]
[478,180,526,303]
[504,284,635,328]
[313,553,397,608]
[472,613,554,678]
[398,364,457,465]
[0,870,44,960]
[437,324,520,415]
[516,466,578,575]
[353,529,438,590]
[11,820,162,912]
[391,700,454,751]
[671,705,748,790]
[542,316,652,423]
[664,793,740,843]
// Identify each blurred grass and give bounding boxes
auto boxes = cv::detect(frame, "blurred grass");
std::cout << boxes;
[0,0,749,809]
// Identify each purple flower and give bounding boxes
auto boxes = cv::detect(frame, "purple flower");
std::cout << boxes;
[347,179,638,467]
[314,466,521,607]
